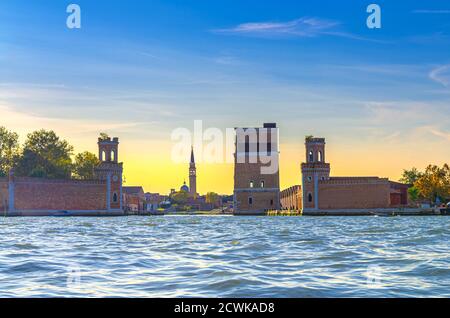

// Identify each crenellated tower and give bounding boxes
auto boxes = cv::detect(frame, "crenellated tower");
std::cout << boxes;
[94,137,123,211]
[301,137,330,211]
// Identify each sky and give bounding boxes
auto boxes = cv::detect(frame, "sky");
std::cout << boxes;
[0,0,449,194]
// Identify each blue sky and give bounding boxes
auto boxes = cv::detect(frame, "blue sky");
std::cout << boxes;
[0,0,449,192]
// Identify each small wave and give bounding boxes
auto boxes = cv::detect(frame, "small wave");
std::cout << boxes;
[207,278,261,290]
[13,243,39,250]
[79,222,94,228]
[7,261,52,273]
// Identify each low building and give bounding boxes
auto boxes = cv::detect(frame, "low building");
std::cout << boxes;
[389,181,411,207]
[280,185,302,211]
[301,137,410,214]
[123,186,145,213]
[144,192,167,212]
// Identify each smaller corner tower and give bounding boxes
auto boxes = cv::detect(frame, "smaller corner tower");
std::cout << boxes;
[189,147,197,197]
[301,137,330,212]
[95,137,123,212]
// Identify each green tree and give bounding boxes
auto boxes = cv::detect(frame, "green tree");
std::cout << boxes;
[205,192,220,204]
[171,191,189,205]
[73,151,100,180]
[99,132,110,141]
[0,126,20,177]
[15,130,74,179]
[399,167,423,184]
[407,186,420,202]
[414,164,450,204]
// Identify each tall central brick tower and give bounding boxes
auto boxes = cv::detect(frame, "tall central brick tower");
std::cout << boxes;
[94,137,123,212]
[301,137,330,212]
[189,147,197,197]
[233,123,280,214]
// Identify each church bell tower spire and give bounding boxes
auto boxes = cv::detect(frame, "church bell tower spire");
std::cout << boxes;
[189,146,197,196]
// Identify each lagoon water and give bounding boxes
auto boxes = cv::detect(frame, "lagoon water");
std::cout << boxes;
[0,215,449,297]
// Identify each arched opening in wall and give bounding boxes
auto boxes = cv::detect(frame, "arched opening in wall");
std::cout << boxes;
[250,181,254,188]
[101,150,107,162]
[111,150,116,162]
[113,193,118,203]
[308,193,313,203]
[309,150,314,162]
[248,197,253,205]
[318,151,322,162]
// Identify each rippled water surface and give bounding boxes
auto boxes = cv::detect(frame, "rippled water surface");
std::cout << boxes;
[0,216,449,297]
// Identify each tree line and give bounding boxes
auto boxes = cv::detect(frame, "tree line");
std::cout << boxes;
[0,126,101,180]
[400,165,450,205]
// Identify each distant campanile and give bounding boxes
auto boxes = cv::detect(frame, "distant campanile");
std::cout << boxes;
[189,147,197,196]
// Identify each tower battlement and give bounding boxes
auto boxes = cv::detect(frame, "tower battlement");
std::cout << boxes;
[305,137,325,144]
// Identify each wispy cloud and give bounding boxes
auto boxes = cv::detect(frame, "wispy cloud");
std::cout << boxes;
[213,17,388,43]
[364,101,450,144]
[429,64,450,87]
[214,17,339,38]
[412,9,450,14]
[0,103,142,136]
[365,101,433,123]
[426,127,450,141]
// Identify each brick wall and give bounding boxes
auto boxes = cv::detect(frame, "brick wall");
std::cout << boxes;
[234,160,280,213]
[390,193,402,206]
[110,180,122,210]
[235,191,278,212]
[318,178,391,210]
[280,185,301,210]
[234,161,279,189]
[301,163,331,210]
[14,178,107,211]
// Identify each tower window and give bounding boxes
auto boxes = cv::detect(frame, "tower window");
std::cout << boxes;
[113,193,118,203]
[250,181,254,188]
[248,197,253,205]
[307,176,312,182]
[318,151,322,162]
[308,193,313,203]
[260,181,265,188]
[245,136,250,153]
[309,150,314,162]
